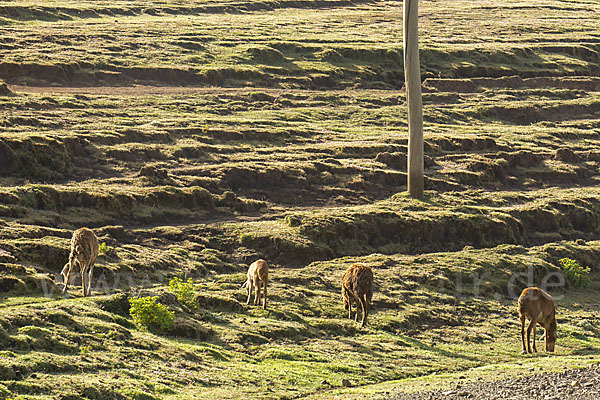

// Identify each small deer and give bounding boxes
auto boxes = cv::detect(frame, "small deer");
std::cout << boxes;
[242,259,268,309]
[341,263,373,327]
[61,227,99,297]
[518,287,557,354]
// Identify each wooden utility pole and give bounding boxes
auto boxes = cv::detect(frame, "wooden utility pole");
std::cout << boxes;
[403,0,424,198]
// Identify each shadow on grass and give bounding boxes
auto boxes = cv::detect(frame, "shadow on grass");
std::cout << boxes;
[396,335,479,362]
[571,346,600,356]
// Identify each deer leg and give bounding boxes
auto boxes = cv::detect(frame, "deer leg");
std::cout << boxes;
[246,279,253,305]
[85,263,94,297]
[359,294,368,327]
[526,319,535,354]
[62,264,76,296]
[254,281,261,305]
[81,267,88,297]
[262,281,267,309]
[61,263,70,295]
[87,253,97,296]
[354,297,361,322]
[60,263,69,286]
[520,315,527,354]
[63,252,80,296]
[347,297,353,319]
[343,289,352,319]
[532,322,537,353]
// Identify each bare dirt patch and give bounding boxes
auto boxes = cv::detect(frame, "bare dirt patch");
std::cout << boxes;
[387,364,600,400]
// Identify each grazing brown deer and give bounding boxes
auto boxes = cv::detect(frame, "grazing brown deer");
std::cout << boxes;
[61,227,99,297]
[518,287,557,354]
[341,263,373,327]
[242,259,268,309]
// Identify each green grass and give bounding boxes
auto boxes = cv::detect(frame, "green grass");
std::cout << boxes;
[1,243,600,399]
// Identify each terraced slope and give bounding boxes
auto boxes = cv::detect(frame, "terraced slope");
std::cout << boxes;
[0,0,599,87]
[0,0,599,399]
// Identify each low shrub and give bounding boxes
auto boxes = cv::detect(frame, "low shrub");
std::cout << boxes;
[559,257,591,288]
[129,296,174,332]
[98,242,110,256]
[168,277,197,310]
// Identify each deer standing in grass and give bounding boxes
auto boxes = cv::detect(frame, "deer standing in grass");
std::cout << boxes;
[243,259,268,309]
[61,227,99,297]
[341,263,373,327]
[518,287,557,354]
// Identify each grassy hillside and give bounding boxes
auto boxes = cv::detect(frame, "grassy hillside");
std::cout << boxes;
[0,0,599,398]
[0,0,599,87]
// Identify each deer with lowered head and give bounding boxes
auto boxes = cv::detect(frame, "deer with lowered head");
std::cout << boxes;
[61,227,99,297]
[242,259,269,309]
[341,263,373,327]
[518,286,557,354]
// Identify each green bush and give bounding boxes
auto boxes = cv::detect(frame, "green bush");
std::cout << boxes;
[129,296,174,332]
[559,258,591,288]
[168,277,198,310]
[99,242,110,256]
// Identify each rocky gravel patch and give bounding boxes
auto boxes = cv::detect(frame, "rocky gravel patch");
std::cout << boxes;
[386,364,600,400]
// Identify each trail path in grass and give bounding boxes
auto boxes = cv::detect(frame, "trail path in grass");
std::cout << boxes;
[9,76,600,96]
[8,85,289,96]
[7,84,395,96]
